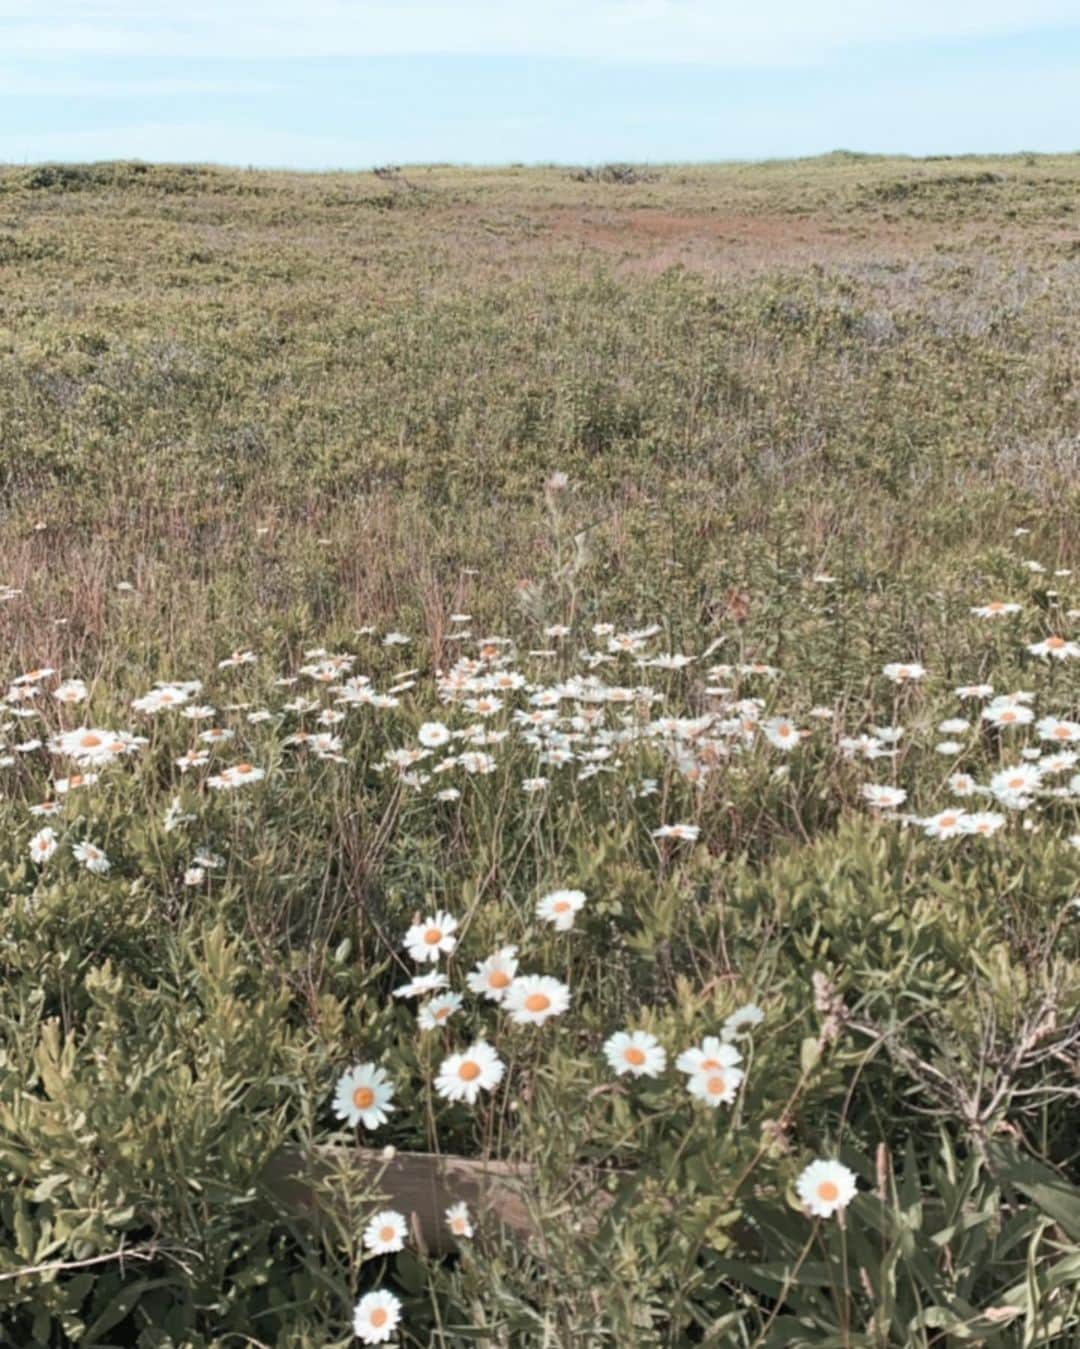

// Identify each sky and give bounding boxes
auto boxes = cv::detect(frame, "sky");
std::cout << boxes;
[1,1,1078,168]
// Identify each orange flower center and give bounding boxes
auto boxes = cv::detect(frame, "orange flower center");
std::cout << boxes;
[1054,726,1071,738]
[553,900,570,913]
[488,970,510,989]
[370,1308,388,1328]
[817,1180,839,1202]
[524,992,551,1013]
[235,762,252,773]
[379,1225,395,1242]
[352,1085,375,1110]
[623,1046,646,1066]
[1047,636,1065,648]
[458,1060,481,1081]
[706,1074,726,1095]
[939,815,957,828]
[1007,776,1025,789]
[424,927,443,945]
[80,733,101,748]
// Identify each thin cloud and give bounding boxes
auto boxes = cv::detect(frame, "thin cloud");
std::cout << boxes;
[2,1,1078,66]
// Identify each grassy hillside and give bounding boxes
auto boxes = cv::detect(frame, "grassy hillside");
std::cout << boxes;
[0,156,1078,1346]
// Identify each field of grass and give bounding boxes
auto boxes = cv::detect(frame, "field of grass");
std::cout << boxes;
[0,153,1078,1346]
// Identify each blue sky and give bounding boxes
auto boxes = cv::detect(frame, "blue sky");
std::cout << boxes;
[1,1,1078,167]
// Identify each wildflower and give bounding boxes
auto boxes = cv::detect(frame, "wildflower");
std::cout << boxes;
[882,662,926,683]
[955,683,994,699]
[132,684,194,713]
[937,718,970,735]
[522,776,549,793]
[990,764,1041,807]
[183,866,206,886]
[418,721,451,748]
[353,1290,402,1344]
[72,840,110,874]
[948,773,978,797]
[435,1041,505,1104]
[722,1002,764,1040]
[982,702,1034,729]
[446,1201,474,1238]
[29,827,57,863]
[971,601,1021,618]
[688,1064,744,1105]
[676,1036,743,1076]
[1028,636,1079,660]
[505,975,570,1026]
[417,992,463,1030]
[403,911,458,963]
[603,1029,667,1078]
[921,809,969,839]
[54,772,98,794]
[466,947,519,1002]
[198,726,234,744]
[53,679,87,704]
[207,762,265,789]
[652,823,701,841]
[392,971,449,1000]
[763,717,802,750]
[796,1159,858,1218]
[362,1210,407,1255]
[332,1064,395,1129]
[29,799,61,816]
[1037,716,1080,744]
[861,783,907,810]
[536,888,586,931]
[963,811,1006,837]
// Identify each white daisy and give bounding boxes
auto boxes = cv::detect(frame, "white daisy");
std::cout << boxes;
[403,911,458,963]
[332,1063,395,1129]
[881,662,926,683]
[603,1029,667,1078]
[435,1041,505,1104]
[675,1036,743,1076]
[417,992,463,1031]
[72,840,110,874]
[466,946,519,1002]
[536,888,586,932]
[687,1064,744,1106]
[796,1159,858,1218]
[504,975,571,1026]
[29,826,57,863]
[722,1002,764,1041]
[445,1201,474,1239]
[392,971,449,1001]
[353,1290,402,1344]
[362,1209,407,1255]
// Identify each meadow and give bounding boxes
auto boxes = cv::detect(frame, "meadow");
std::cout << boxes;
[0,152,1078,1345]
